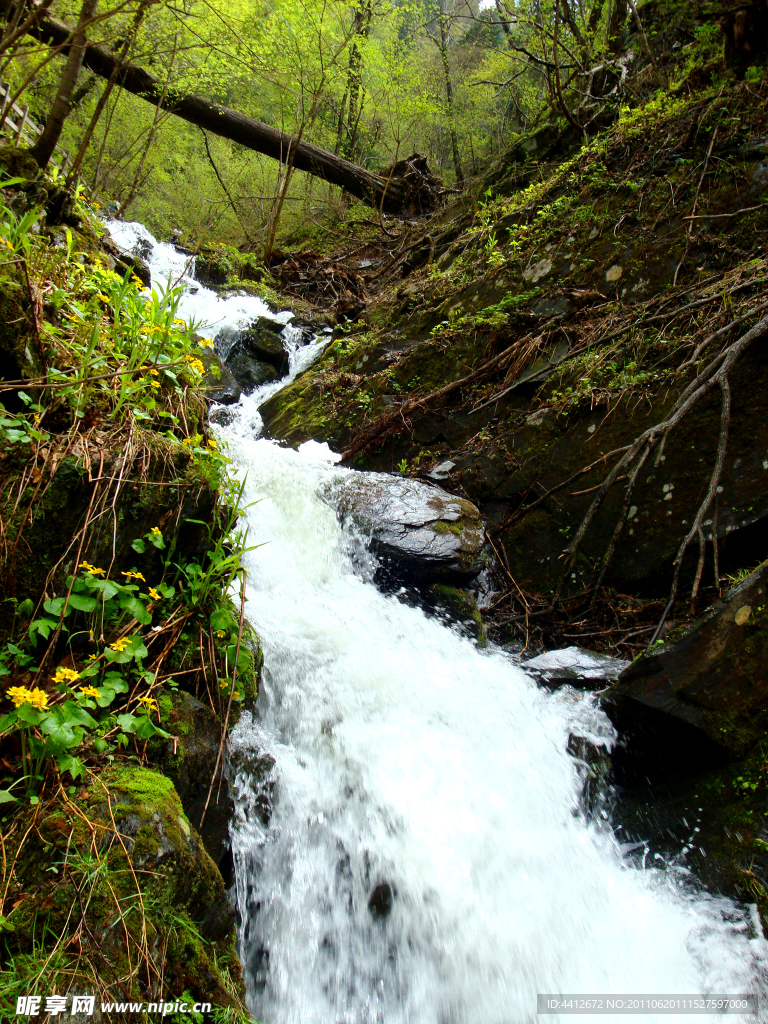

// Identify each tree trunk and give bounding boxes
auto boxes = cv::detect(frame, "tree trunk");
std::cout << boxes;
[23,12,432,212]
[32,0,98,169]
[67,0,152,184]
[438,14,464,187]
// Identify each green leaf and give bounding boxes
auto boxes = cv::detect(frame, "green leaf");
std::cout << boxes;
[118,594,152,625]
[158,582,175,599]
[15,704,44,726]
[43,597,67,616]
[116,713,140,733]
[131,538,147,554]
[210,607,236,631]
[92,737,109,754]
[67,593,98,613]
[29,616,59,640]
[0,790,19,804]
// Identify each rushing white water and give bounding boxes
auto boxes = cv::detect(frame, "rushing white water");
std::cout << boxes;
[107,220,766,1023]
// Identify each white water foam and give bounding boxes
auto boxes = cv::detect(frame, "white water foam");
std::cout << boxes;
[108,218,766,1023]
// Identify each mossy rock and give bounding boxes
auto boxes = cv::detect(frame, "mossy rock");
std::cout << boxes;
[428,583,487,645]
[2,765,245,1013]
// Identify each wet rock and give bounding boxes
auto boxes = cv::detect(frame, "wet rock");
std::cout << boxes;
[100,233,151,287]
[368,881,395,919]
[428,583,486,644]
[427,460,456,481]
[160,691,233,868]
[194,248,233,286]
[604,561,768,755]
[197,346,242,405]
[217,318,288,393]
[224,342,280,394]
[523,646,629,689]
[323,472,486,584]
[239,316,290,374]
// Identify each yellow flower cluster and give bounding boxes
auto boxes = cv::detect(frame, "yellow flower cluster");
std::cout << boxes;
[0,236,14,251]
[79,685,101,699]
[110,637,131,653]
[122,570,145,582]
[136,695,159,712]
[185,355,205,375]
[148,587,161,601]
[150,526,162,536]
[53,666,80,684]
[7,686,49,710]
[207,438,217,450]
[198,338,214,348]
[79,561,106,576]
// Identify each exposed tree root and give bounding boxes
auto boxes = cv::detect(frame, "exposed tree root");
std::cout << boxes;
[552,313,768,637]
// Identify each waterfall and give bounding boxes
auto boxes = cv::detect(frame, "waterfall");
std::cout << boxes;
[107,220,765,1024]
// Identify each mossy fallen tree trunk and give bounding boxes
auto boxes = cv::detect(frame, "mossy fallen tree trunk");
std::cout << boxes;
[22,14,441,213]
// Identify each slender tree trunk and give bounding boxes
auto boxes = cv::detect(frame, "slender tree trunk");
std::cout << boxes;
[67,0,151,185]
[438,14,464,187]
[119,33,176,217]
[342,0,372,162]
[32,0,98,169]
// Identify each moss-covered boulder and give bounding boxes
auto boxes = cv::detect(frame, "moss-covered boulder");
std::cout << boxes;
[428,583,487,644]
[3,765,245,1014]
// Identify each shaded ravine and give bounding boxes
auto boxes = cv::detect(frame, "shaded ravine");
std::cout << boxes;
[108,221,766,1024]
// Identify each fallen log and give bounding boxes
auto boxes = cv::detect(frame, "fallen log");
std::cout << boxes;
[23,14,442,213]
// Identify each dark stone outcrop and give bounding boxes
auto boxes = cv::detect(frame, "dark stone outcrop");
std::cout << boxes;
[604,560,768,755]
[368,881,395,919]
[215,318,288,394]
[323,472,485,584]
[100,232,152,287]
[239,316,290,374]
[198,345,242,405]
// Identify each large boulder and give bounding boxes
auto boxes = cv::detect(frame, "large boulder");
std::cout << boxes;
[323,472,485,584]
[197,345,242,405]
[216,319,288,394]
[604,560,768,755]
[238,316,290,374]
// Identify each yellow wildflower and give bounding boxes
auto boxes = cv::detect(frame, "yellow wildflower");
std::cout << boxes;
[79,561,106,576]
[52,666,80,684]
[173,318,186,326]
[110,637,130,652]
[198,338,213,348]
[92,202,101,209]
[148,587,161,600]
[215,630,226,639]
[149,368,159,376]
[7,686,49,710]
[136,695,159,712]
[7,686,31,708]
[79,685,101,699]
[207,438,217,450]
[150,381,160,389]
[219,681,228,689]
[96,293,109,302]
[185,355,205,375]
[150,527,161,536]
[121,570,146,582]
